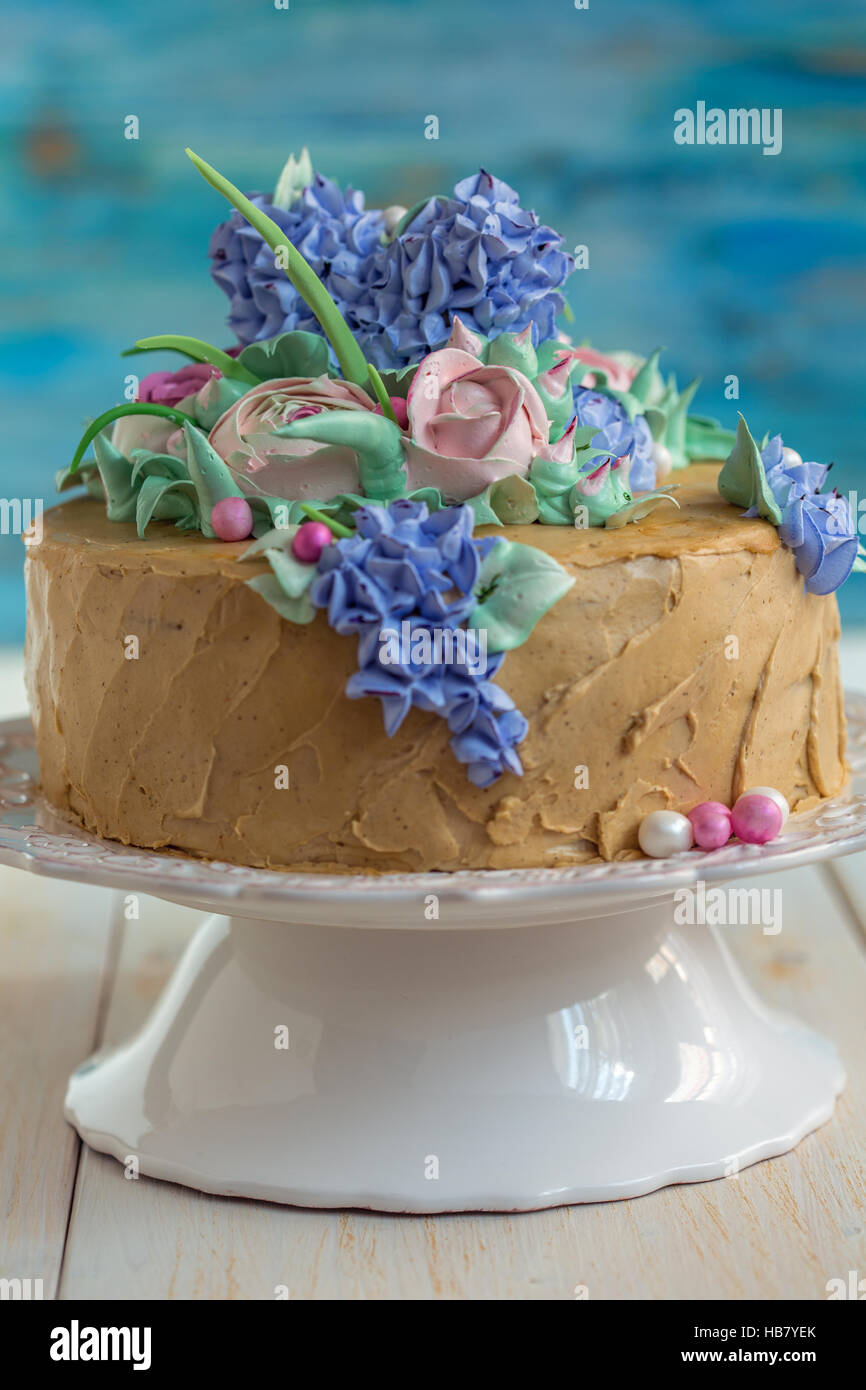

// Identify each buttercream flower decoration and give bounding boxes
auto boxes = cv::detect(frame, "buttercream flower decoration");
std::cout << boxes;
[209,375,385,501]
[209,151,387,350]
[112,363,221,459]
[718,414,864,595]
[561,346,638,393]
[354,169,575,368]
[403,347,549,501]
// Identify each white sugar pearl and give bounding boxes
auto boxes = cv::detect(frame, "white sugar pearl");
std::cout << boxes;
[781,446,803,468]
[652,441,673,480]
[382,204,408,235]
[638,809,694,858]
[736,786,789,828]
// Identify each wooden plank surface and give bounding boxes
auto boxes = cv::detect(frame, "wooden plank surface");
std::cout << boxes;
[50,864,866,1301]
[0,868,115,1298]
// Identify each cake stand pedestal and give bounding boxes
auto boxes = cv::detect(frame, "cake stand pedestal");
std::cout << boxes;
[2,704,866,1212]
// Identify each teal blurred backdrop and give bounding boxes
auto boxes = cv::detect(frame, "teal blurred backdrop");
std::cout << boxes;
[1,0,864,638]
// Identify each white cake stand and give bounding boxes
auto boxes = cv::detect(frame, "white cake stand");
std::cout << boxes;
[2,704,866,1213]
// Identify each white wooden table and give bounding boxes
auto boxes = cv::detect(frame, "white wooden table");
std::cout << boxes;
[1,650,865,1301]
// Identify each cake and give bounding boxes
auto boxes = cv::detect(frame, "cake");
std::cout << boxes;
[25,148,861,871]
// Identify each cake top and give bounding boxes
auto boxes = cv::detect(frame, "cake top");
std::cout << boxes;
[57,146,863,791]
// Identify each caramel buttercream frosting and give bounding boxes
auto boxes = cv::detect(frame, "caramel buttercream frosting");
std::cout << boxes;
[24,466,847,872]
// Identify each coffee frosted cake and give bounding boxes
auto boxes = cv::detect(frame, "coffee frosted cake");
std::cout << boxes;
[26,148,861,870]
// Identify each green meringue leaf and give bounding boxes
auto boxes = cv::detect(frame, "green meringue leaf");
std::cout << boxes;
[489,474,540,524]
[192,375,250,428]
[685,414,737,461]
[486,330,538,380]
[604,489,680,529]
[56,460,99,494]
[662,376,700,466]
[92,434,138,522]
[183,422,245,537]
[245,572,317,624]
[128,449,188,485]
[373,362,419,401]
[465,485,504,528]
[135,476,197,537]
[237,331,332,383]
[469,539,575,653]
[272,147,313,210]
[262,545,319,600]
[626,347,663,407]
[718,414,782,524]
[240,525,301,560]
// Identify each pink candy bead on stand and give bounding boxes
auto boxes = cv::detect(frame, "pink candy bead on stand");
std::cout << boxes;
[687,801,732,851]
[211,497,254,542]
[291,521,333,565]
[730,794,783,845]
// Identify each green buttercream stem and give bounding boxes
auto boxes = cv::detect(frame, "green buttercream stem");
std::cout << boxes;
[299,504,353,538]
[70,404,196,473]
[367,363,399,424]
[186,148,370,387]
[122,336,259,386]
[276,411,408,502]
[391,197,435,239]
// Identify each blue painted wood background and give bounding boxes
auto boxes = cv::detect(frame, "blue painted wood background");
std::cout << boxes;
[1,0,864,638]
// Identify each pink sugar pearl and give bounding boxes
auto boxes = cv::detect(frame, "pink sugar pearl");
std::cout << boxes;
[688,801,732,851]
[211,496,253,542]
[730,794,783,845]
[291,521,333,564]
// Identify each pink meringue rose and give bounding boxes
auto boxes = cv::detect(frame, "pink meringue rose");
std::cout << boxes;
[111,363,221,460]
[405,348,550,501]
[138,363,219,406]
[208,375,383,501]
[559,347,638,393]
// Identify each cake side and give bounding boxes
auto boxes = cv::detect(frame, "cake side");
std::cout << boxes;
[25,470,847,872]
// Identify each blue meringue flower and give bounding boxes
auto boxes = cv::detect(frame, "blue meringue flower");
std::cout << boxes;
[354,170,574,368]
[760,435,858,596]
[308,499,528,786]
[209,173,386,347]
[572,387,656,492]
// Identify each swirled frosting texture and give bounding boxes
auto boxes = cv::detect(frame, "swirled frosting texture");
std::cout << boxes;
[25,467,846,872]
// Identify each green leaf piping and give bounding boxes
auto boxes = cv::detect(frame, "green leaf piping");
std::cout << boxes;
[717,414,782,525]
[469,539,575,652]
[121,335,258,385]
[70,404,196,474]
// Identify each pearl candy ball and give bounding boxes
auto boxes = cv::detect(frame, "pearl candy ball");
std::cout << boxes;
[651,441,673,480]
[291,521,333,565]
[638,809,694,858]
[211,497,254,542]
[688,801,732,851]
[730,794,783,845]
[735,786,789,829]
